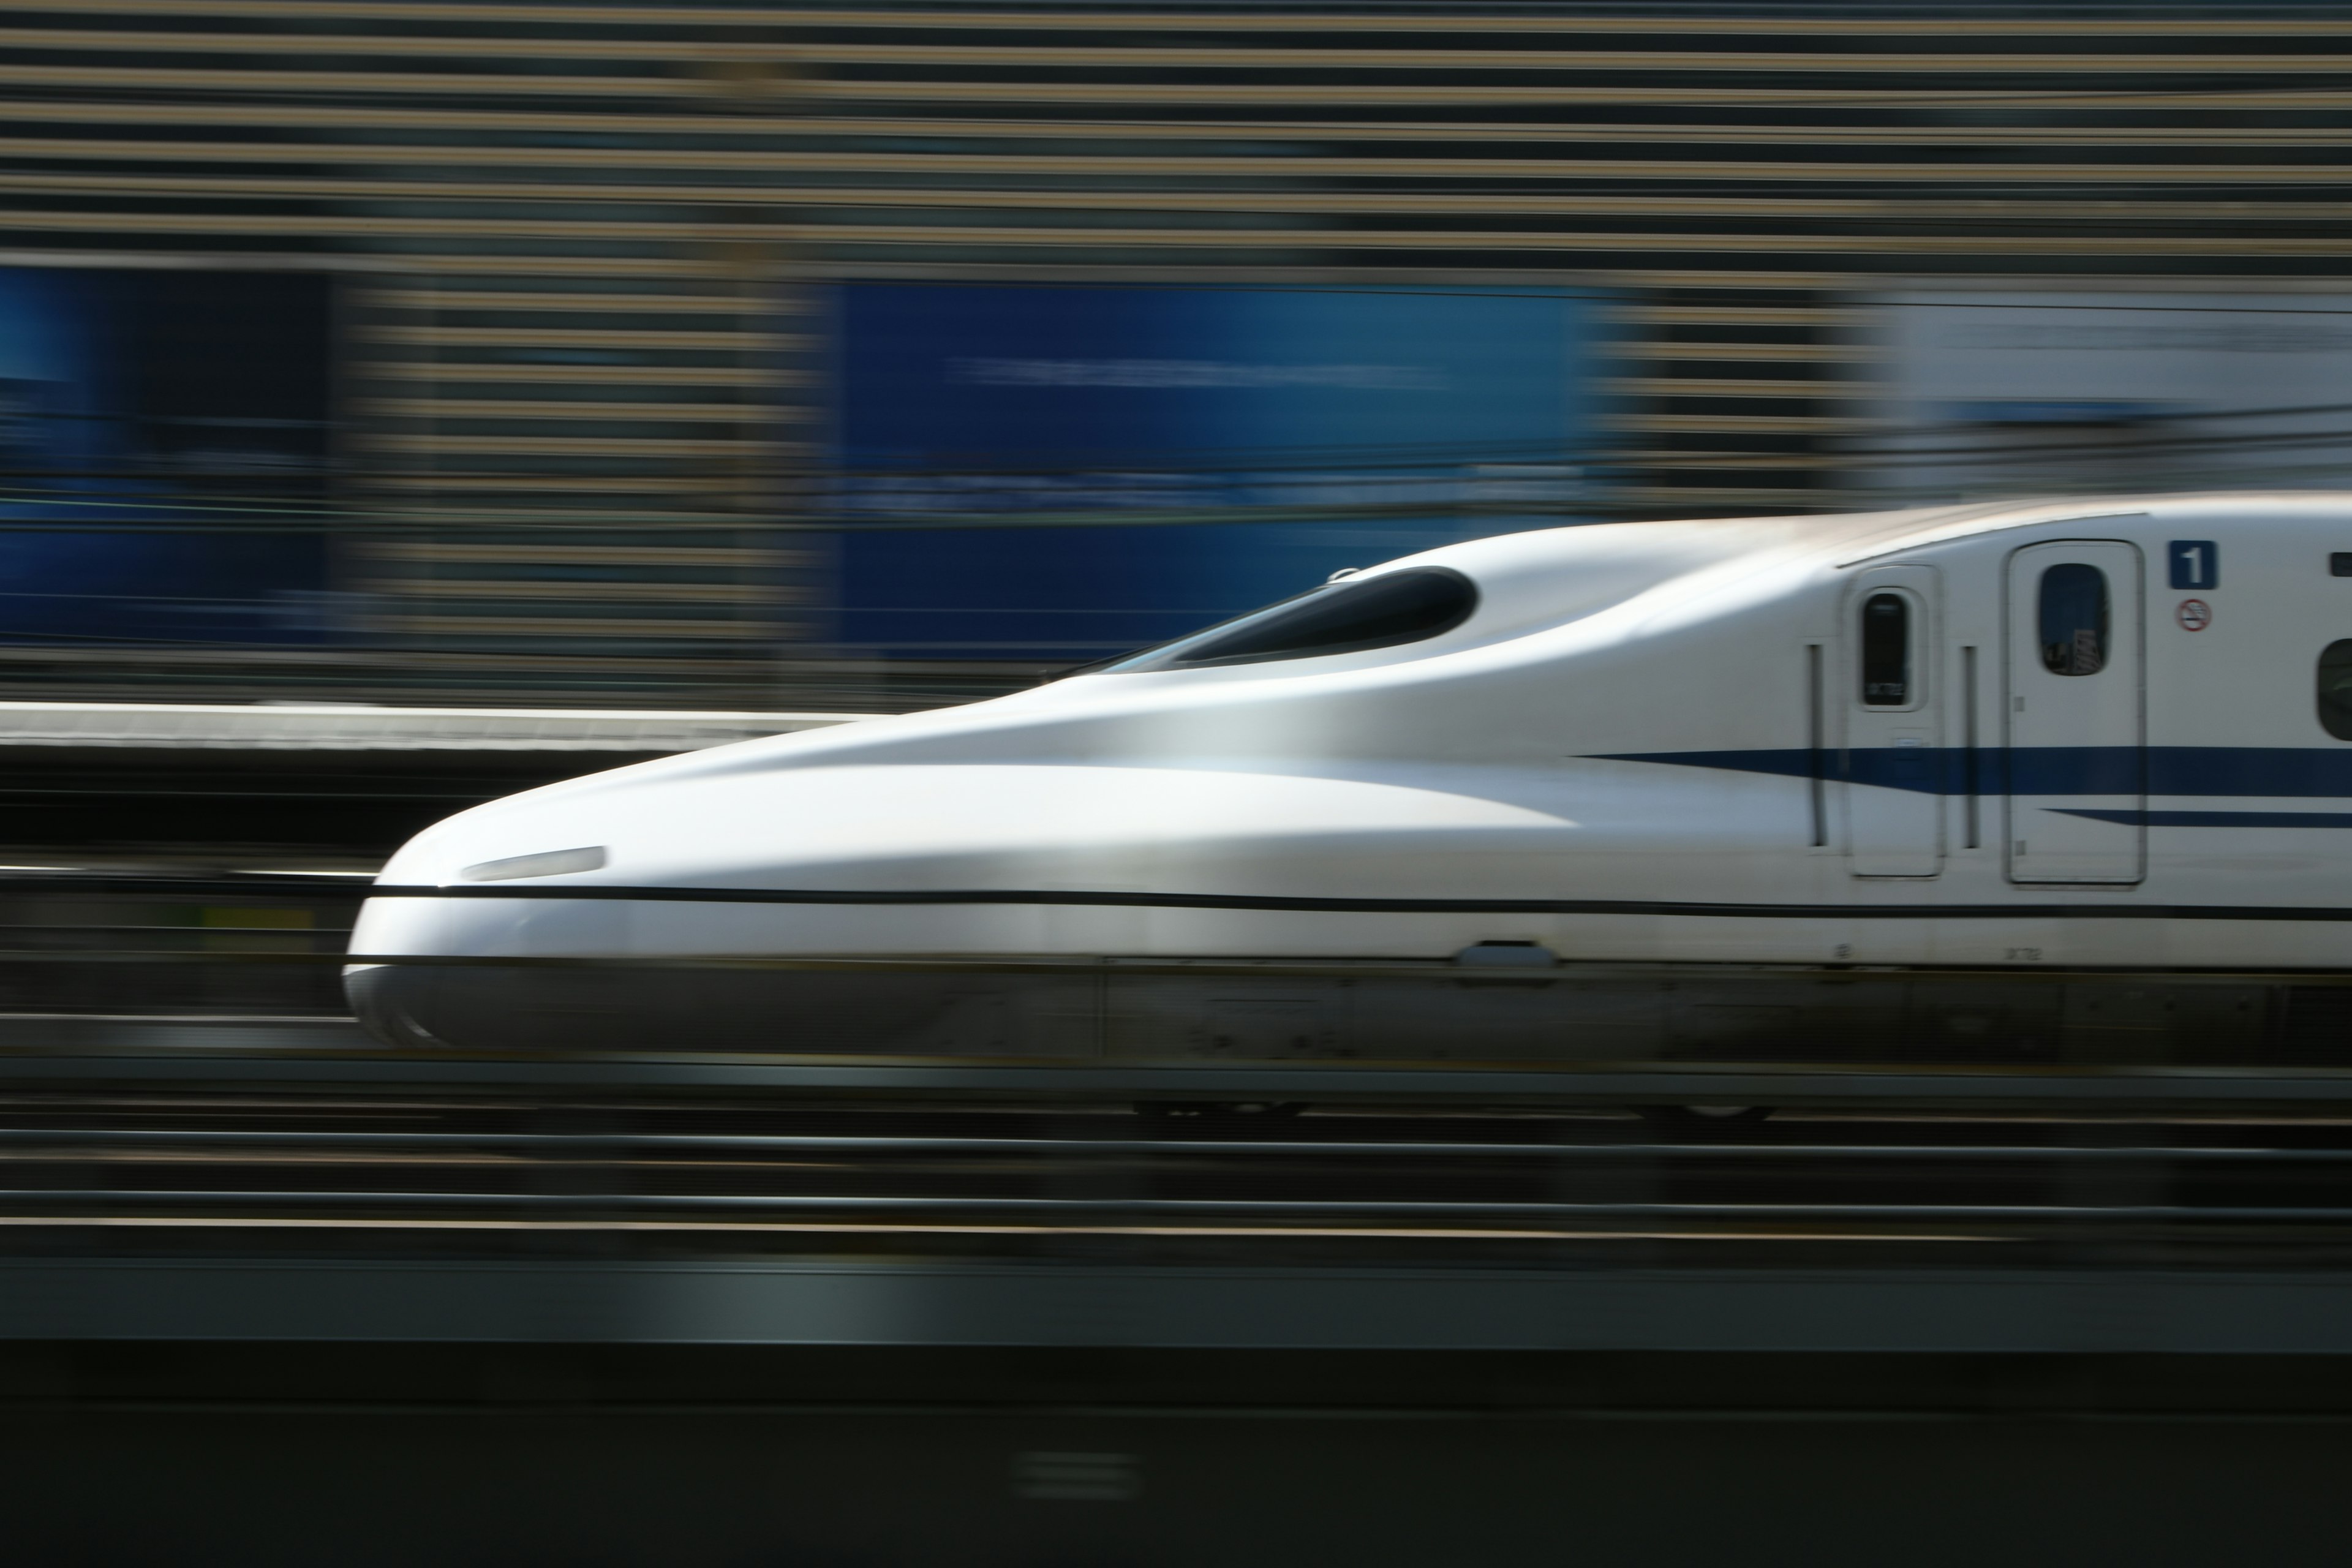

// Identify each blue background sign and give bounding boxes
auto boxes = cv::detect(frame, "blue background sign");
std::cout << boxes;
[2168,539,2219,591]
[828,282,1609,659]
[0,266,333,646]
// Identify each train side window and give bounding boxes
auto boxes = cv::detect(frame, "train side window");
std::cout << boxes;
[1860,592,1910,706]
[2319,642,2352,741]
[2038,563,2108,676]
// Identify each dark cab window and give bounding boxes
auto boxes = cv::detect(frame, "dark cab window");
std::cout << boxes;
[2320,643,2352,741]
[2038,563,2108,676]
[1860,593,1910,706]
[1108,568,1478,673]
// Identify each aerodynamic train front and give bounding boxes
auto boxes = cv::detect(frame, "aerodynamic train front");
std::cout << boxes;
[347,494,2352,1064]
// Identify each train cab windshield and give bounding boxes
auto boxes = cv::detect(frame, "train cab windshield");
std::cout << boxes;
[1102,567,1479,673]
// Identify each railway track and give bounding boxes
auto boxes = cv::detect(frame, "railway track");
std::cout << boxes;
[8,1091,2352,1260]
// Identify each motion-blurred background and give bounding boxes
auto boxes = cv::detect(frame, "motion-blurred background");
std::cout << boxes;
[17,9,2352,1562]
[10,1,2352,710]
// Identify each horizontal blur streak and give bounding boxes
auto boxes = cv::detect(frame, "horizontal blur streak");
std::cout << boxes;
[0,4,2340,706]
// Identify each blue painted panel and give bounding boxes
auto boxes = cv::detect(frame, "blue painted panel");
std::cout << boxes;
[2168,540,2220,590]
[829,282,1608,659]
[0,267,331,644]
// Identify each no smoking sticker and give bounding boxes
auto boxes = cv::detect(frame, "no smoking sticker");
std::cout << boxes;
[2177,598,2212,631]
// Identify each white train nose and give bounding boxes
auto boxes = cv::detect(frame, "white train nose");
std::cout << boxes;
[342,761,671,995]
[341,728,1592,1051]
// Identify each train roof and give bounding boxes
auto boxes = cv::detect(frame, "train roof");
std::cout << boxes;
[1351,490,2352,600]
[1760,489,2352,569]
[1378,491,2352,595]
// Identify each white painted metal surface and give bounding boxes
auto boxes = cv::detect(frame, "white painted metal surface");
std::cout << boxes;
[352,494,2352,983]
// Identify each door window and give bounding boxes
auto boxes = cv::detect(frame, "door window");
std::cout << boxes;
[1860,592,1911,706]
[2038,563,2108,676]
[2318,641,2352,741]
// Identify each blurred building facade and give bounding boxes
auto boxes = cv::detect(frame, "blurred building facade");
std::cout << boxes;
[4,1,2351,705]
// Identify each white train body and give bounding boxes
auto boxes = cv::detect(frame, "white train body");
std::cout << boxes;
[346,494,2352,1059]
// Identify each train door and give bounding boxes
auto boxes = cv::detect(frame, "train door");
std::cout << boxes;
[2005,541,2145,883]
[1844,565,1942,877]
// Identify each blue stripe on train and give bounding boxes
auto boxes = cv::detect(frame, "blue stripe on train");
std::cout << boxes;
[1593,747,2352,797]
[2052,809,2352,829]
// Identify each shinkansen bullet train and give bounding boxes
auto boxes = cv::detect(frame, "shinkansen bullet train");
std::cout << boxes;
[346,494,2352,1070]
